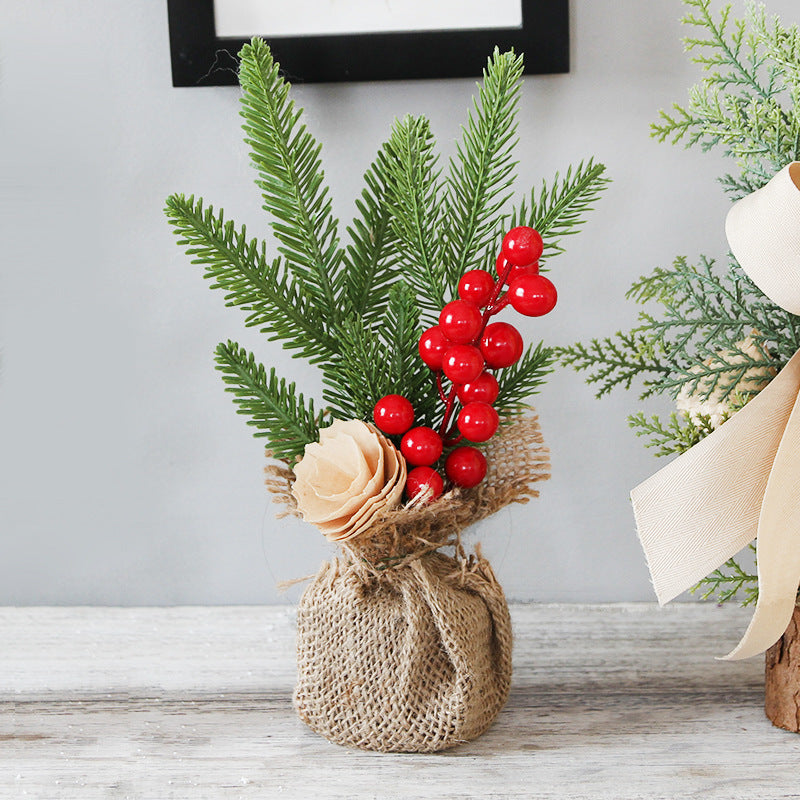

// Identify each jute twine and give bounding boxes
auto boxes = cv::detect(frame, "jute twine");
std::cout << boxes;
[266,411,550,752]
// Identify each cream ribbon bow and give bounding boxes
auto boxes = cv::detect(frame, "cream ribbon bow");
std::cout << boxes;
[631,162,800,660]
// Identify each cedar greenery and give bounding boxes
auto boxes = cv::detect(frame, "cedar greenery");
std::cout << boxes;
[167,39,608,462]
[558,0,800,604]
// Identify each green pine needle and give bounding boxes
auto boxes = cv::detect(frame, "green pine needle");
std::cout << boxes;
[556,331,671,399]
[383,115,446,322]
[165,194,338,362]
[651,0,800,199]
[321,319,392,423]
[690,543,759,606]
[340,144,400,327]
[214,341,323,461]
[507,159,611,266]
[442,48,524,294]
[496,343,555,417]
[238,38,343,311]
[628,411,717,457]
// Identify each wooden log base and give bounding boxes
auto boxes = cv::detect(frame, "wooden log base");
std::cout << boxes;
[765,605,800,732]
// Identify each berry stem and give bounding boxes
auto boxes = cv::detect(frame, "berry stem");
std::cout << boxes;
[435,372,448,404]
[489,293,511,314]
[443,433,464,447]
[438,385,459,438]
[483,262,513,321]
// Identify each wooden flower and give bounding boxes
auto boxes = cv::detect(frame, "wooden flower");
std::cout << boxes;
[291,420,406,541]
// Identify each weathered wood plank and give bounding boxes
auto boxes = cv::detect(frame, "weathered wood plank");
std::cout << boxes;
[2,604,799,800]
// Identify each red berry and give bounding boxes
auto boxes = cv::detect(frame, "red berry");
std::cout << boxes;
[502,226,544,266]
[405,466,444,502]
[457,401,499,443]
[373,394,415,435]
[457,371,499,405]
[442,344,485,384]
[480,322,523,369]
[401,426,443,467]
[445,446,487,488]
[418,326,451,370]
[458,269,496,307]
[508,274,557,317]
[439,300,483,344]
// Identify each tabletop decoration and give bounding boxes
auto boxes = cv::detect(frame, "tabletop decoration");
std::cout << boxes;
[167,39,607,751]
[560,0,800,730]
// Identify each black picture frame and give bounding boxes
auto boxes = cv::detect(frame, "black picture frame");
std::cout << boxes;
[167,0,569,86]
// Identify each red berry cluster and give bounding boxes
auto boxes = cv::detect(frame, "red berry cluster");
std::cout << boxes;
[372,226,557,502]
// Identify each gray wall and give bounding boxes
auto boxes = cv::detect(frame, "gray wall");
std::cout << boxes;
[2,1,792,605]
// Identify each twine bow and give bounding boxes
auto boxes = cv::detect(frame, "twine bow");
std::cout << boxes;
[631,162,800,660]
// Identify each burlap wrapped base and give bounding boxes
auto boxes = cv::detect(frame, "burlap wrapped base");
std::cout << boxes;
[268,412,550,752]
[294,551,512,752]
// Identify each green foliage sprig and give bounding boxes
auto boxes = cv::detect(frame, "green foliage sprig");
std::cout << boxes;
[559,0,800,604]
[691,543,759,605]
[652,0,800,198]
[167,40,608,462]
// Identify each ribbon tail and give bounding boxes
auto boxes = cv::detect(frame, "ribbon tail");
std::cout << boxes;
[631,349,800,607]
[722,385,800,660]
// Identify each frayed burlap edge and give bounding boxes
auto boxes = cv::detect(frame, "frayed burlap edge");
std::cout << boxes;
[265,409,550,571]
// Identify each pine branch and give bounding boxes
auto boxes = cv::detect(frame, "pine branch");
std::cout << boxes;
[629,256,796,399]
[495,342,554,417]
[165,194,338,362]
[384,115,446,321]
[563,253,800,403]
[214,340,323,461]
[321,284,439,427]
[442,48,523,294]
[321,319,392,422]
[238,39,343,314]
[628,411,717,457]
[381,282,439,426]
[556,332,671,399]
[340,143,400,328]
[651,0,799,198]
[506,160,611,265]
[691,543,759,606]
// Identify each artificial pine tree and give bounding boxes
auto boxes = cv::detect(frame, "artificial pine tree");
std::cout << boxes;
[166,41,608,466]
[559,0,800,603]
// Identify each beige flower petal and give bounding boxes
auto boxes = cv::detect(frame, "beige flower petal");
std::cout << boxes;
[334,477,405,542]
[320,419,383,474]
[291,439,367,522]
[292,419,393,527]
[316,431,406,541]
[307,440,370,503]
[331,431,407,542]
[295,429,380,523]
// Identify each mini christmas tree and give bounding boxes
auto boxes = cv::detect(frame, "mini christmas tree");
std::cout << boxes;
[559,0,800,605]
[167,40,608,752]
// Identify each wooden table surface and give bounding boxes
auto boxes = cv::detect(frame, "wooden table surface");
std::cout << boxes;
[2,603,799,799]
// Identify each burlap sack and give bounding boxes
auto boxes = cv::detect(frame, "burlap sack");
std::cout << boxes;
[266,412,550,752]
[294,550,512,752]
